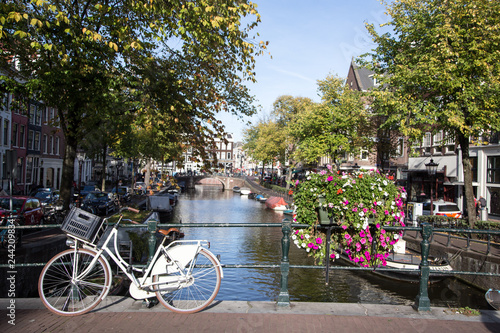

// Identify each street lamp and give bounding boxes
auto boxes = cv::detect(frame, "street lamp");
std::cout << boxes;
[425,159,439,215]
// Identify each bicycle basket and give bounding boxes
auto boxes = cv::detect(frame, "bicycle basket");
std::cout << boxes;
[61,207,105,243]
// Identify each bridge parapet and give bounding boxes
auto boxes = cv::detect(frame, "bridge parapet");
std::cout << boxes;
[175,175,245,190]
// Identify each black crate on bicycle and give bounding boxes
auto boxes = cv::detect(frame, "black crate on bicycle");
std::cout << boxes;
[61,207,105,243]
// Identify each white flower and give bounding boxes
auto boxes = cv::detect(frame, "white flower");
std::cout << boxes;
[394,234,399,240]
[307,176,311,180]
[362,220,369,230]
[401,192,407,199]
[359,212,365,217]
[305,234,310,239]
[301,243,306,248]
[378,187,383,191]
[384,192,389,197]
[306,248,310,253]
[383,180,388,186]
[335,253,340,259]
[377,200,383,206]
[292,235,297,240]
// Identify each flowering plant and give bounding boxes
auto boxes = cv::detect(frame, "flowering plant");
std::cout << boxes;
[292,166,407,266]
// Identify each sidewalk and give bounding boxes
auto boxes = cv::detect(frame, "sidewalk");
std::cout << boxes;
[1,297,499,332]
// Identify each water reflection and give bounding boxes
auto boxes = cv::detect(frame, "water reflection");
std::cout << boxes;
[164,185,489,309]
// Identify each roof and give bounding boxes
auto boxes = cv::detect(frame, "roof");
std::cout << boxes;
[350,59,376,92]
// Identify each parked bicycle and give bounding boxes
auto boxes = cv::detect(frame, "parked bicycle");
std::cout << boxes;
[38,206,223,315]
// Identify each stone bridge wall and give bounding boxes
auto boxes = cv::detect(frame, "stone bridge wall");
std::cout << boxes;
[177,176,246,190]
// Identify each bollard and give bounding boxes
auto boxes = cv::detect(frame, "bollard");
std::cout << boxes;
[147,219,158,264]
[414,223,432,311]
[277,218,291,307]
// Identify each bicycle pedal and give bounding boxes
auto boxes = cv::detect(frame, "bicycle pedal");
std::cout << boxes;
[143,298,159,309]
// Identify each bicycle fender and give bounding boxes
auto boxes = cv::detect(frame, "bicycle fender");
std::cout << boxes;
[152,244,199,276]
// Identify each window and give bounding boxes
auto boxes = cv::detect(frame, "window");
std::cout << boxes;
[396,138,404,157]
[35,106,42,125]
[423,132,431,147]
[471,157,478,183]
[29,104,36,124]
[28,130,34,150]
[12,123,18,147]
[49,135,53,154]
[43,134,47,153]
[34,132,40,151]
[55,136,60,155]
[227,152,231,159]
[487,156,500,184]
[360,150,369,161]
[19,125,25,147]
[44,107,49,124]
[3,119,9,147]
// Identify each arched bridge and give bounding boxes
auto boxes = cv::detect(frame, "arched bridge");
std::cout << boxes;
[175,175,246,191]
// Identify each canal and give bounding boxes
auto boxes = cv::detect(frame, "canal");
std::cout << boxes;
[165,185,491,309]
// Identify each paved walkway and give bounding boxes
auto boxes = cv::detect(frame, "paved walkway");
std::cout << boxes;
[1,297,500,332]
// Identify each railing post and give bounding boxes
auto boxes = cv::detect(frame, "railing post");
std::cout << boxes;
[415,223,432,311]
[147,219,158,264]
[277,218,291,307]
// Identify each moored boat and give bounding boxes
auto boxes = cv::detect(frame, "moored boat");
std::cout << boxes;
[240,187,252,195]
[265,196,288,211]
[338,240,453,284]
[486,289,500,310]
[232,186,241,193]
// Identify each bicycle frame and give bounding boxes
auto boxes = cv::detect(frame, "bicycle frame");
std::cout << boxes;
[69,218,222,300]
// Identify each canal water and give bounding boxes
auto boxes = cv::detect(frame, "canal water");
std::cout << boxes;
[165,185,490,309]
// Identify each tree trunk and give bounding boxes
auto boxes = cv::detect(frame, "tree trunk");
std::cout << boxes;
[61,136,77,211]
[458,133,477,228]
[101,144,107,192]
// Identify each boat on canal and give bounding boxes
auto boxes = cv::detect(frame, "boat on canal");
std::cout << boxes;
[240,187,252,195]
[486,289,500,310]
[265,196,288,211]
[338,240,453,284]
[232,186,241,193]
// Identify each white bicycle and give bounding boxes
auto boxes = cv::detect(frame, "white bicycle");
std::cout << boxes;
[38,207,223,316]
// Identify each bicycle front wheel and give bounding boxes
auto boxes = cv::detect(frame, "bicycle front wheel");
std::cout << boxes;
[38,248,111,316]
[154,248,222,314]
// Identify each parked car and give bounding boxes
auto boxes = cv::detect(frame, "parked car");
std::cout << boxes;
[33,188,60,206]
[422,200,462,218]
[81,191,116,216]
[0,196,45,225]
[111,186,132,203]
[80,185,100,199]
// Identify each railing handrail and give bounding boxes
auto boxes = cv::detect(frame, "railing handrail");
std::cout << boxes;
[2,221,500,312]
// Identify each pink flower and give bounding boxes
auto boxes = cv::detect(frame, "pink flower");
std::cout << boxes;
[295,230,299,235]
[344,233,351,239]
[313,245,319,250]
[364,251,371,261]
[341,225,348,230]
[343,200,349,205]
[381,229,386,234]
[295,180,299,185]
[363,208,368,213]
[330,253,336,259]
[359,230,365,237]
[384,210,389,215]
[360,238,366,244]
[376,223,381,229]
[327,164,332,170]
[373,201,378,206]
[352,207,358,212]
[315,237,322,244]
[327,176,334,182]
[307,243,313,248]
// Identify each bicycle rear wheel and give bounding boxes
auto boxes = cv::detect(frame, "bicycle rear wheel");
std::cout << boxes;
[38,248,111,316]
[154,248,221,314]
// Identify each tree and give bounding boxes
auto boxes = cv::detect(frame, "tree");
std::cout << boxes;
[271,95,314,189]
[0,1,265,208]
[288,74,370,167]
[365,0,500,227]
[243,119,285,178]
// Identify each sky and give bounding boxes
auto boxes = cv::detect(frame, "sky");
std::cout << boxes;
[217,0,390,142]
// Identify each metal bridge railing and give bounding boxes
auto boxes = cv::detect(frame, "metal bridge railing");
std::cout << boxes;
[1,221,500,312]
